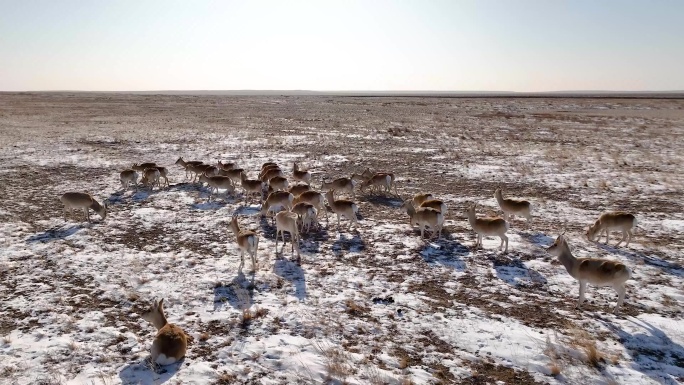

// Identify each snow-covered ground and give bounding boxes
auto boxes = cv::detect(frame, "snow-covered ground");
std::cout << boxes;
[1,94,683,384]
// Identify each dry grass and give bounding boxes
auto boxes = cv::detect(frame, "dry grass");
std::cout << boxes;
[213,372,237,384]
[240,308,253,328]
[345,299,369,316]
[199,332,210,342]
[569,329,604,368]
[2,335,11,345]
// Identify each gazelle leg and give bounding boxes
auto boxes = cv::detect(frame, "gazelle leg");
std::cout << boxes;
[616,230,627,247]
[577,281,586,309]
[626,229,633,247]
[604,229,610,244]
[614,285,626,314]
[503,234,508,253]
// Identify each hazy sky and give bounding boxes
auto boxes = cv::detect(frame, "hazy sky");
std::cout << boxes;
[1,0,682,91]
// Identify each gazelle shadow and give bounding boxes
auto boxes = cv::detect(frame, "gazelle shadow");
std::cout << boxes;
[213,270,255,311]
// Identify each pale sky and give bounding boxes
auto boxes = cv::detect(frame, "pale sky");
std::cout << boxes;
[1,0,683,92]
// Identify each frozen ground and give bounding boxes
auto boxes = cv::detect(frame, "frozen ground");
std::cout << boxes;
[0,94,683,385]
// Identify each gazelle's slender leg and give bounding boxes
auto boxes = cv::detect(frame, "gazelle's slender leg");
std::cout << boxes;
[626,229,633,247]
[577,281,587,309]
[614,284,626,314]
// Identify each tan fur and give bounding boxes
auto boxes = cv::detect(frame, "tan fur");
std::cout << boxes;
[217,160,236,170]
[292,202,318,233]
[141,299,188,368]
[132,162,157,172]
[412,193,434,207]
[293,190,328,223]
[260,167,283,182]
[218,168,245,186]
[261,191,294,220]
[268,175,289,191]
[288,183,311,197]
[186,164,215,183]
[324,190,359,230]
[229,216,259,269]
[402,200,444,239]
[175,157,203,179]
[143,166,169,188]
[419,199,447,214]
[547,234,631,314]
[360,168,397,194]
[292,163,311,184]
[259,164,280,178]
[120,169,139,190]
[359,173,393,195]
[261,162,277,171]
[198,173,235,200]
[466,204,509,252]
[494,188,532,223]
[321,177,356,199]
[587,211,637,247]
[60,192,107,223]
[240,173,264,201]
[142,168,162,190]
[275,211,300,256]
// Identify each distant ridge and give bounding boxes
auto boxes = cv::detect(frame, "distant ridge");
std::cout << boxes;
[4,90,684,99]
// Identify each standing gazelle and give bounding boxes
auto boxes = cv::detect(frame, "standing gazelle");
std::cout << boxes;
[401,200,444,239]
[466,204,509,252]
[60,192,107,223]
[229,216,259,270]
[120,169,139,191]
[494,188,532,223]
[587,212,637,247]
[546,234,631,314]
[292,163,311,184]
[324,190,359,230]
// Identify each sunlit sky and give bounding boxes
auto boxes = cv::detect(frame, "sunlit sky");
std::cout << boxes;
[1,0,683,92]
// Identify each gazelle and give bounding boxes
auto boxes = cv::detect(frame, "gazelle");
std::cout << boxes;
[324,190,359,230]
[420,199,447,215]
[198,173,235,200]
[466,204,509,252]
[240,173,264,202]
[217,160,236,170]
[412,193,434,207]
[175,157,203,179]
[132,162,157,172]
[292,163,311,184]
[141,299,188,370]
[587,212,637,247]
[494,188,532,223]
[288,183,311,197]
[260,191,294,221]
[120,169,139,190]
[359,168,397,194]
[142,168,162,190]
[60,192,107,223]
[259,164,280,179]
[292,202,318,233]
[148,166,170,188]
[229,216,259,270]
[268,175,289,191]
[359,173,393,195]
[187,164,214,183]
[293,190,328,223]
[321,177,356,199]
[218,168,246,186]
[260,167,283,183]
[401,200,444,239]
[275,210,300,257]
[261,162,277,171]
[547,234,631,314]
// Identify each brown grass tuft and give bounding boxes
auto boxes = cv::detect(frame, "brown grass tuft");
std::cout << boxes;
[570,329,604,368]
[199,332,209,342]
[240,308,253,328]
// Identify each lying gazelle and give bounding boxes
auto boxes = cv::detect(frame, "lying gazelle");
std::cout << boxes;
[494,188,532,224]
[401,199,444,239]
[120,169,139,190]
[587,211,637,247]
[292,202,318,233]
[293,190,328,223]
[218,167,246,186]
[547,233,631,314]
[198,173,235,201]
[275,210,300,257]
[60,192,107,223]
[141,298,188,370]
[292,163,311,184]
[466,204,509,252]
[288,183,311,197]
[260,191,294,222]
[241,173,264,201]
[324,190,359,230]
[268,175,289,192]
[175,157,203,179]
[229,215,259,270]
[321,177,356,199]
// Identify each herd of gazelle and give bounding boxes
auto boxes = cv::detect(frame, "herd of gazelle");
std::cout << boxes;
[56,158,640,368]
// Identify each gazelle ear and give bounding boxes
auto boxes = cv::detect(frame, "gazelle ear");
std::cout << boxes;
[158,298,165,311]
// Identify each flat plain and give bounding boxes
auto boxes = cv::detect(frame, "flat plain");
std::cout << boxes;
[0,93,683,385]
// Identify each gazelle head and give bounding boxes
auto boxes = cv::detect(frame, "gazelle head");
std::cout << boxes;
[546,232,569,256]
[586,222,600,242]
[141,298,167,330]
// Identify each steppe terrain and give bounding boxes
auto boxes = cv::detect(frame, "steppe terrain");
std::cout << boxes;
[0,93,683,385]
